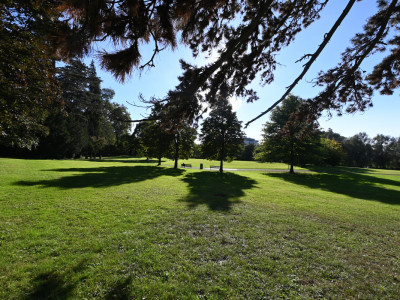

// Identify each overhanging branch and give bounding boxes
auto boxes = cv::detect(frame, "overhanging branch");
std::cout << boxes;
[244,0,357,128]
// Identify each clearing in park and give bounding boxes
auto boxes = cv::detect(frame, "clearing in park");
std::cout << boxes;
[1,157,399,298]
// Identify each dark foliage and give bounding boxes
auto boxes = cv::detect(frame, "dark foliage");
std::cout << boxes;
[256,95,319,173]
[52,1,400,127]
[0,1,61,148]
[200,98,244,173]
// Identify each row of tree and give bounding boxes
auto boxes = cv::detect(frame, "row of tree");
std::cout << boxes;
[134,98,244,173]
[2,67,399,172]
[0,60,132,159]
[2,1,399,150]
[254,95,400,171]
[0,61,244,173]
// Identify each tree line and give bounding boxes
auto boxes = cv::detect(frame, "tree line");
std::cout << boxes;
[0,60,132,159]
[1,1,399,149]
[254,95,400,171]
[2,71,399,172]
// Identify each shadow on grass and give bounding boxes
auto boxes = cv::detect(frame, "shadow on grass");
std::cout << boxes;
[104,276,133,300]
[15,166,184,189]
[25,271,75,300]
[308,166,373,174]
[181,172,258,211]
[87,158,165,164]
[24,258,89,300]
[267,172,400,205]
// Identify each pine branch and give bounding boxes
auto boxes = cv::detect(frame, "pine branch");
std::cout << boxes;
[244,0,357,128]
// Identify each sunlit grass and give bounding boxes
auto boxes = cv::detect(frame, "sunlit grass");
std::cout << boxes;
[102,156,304,170]
[1,158,400,298]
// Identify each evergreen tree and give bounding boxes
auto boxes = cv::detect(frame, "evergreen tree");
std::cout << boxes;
[238,143,256,161]
[0,1,60,148]
[37,59,90,158]
[200,98,244,173]
[35,59,126,158]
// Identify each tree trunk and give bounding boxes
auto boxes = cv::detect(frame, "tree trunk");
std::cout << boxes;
[157,156,161,166]
[174,157,178,169]
[220,134,225,173]
[289,139,295,174]
[174,134,179,169]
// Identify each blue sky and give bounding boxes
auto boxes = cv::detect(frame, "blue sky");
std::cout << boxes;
[85,1,399,141]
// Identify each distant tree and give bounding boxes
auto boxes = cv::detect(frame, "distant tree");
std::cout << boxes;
[35,59,127,158]
[169,123,197,169]
[371,134,396,169]
[191,143,202,159]
[238,143,256,161]
[37,59,90,158]
[256,95,319,173]
[135,104,174,165]
[200,98,244,173]
[319,138,345,166]
[342,133,373,167]
[390,138,400,169]
[106,102,131,140]
[321,129,346,144]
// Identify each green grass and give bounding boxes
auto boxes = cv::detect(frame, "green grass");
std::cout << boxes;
[101,156,304,170]
[1,157,400,299]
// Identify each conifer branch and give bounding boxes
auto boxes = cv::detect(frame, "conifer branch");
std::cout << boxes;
[244,0,357,128]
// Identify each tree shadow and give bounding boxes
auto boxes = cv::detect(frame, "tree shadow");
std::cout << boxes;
[87,158,165,164]
[308,166,377,174]
[24,258,89,300]
[104,276,133,300]
[14,166,184,189]
[181,172,258,211]
[267,172,400,205]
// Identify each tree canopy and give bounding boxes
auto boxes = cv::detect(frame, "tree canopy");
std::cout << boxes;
[200,98,244,173]
[0,1,61,148]
[53,0,400,126]
[2,1,400,147]
[256,95,319,173]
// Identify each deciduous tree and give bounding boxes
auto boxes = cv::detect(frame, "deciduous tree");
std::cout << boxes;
[256,95,319,173]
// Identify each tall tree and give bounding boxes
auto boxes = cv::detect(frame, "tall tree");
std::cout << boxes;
[37,59,91,158]
[342,133,373,167]
[0,1,60,148]
[238,143,256,161]
[371,134,396,169]
[200,98,244,173]
[319,138,345,166]
[169,123,197,169]
[35,59,125,158]
[256,95,319,173]
[135,103,174,165]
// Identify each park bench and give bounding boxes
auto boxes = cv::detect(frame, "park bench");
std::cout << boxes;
[181,163,192,168]
[210,165,219,170]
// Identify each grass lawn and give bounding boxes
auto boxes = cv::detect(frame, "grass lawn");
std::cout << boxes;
[102,156,305,170]
[1,157,400,298]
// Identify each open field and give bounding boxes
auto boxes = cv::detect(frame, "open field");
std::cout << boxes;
[103,156,305,170]
[1,157,400,298]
